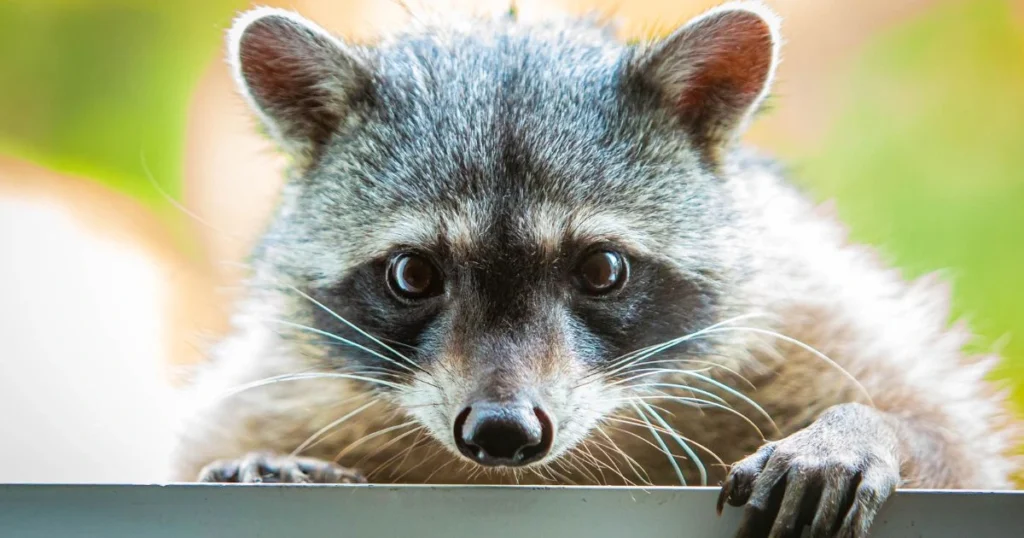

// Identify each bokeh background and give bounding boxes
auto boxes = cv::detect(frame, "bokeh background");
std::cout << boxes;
[0,0,1022,483]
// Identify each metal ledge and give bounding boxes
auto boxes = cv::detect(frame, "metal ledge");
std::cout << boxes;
[1,485,1021,537]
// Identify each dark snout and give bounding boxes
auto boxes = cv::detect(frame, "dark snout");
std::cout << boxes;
[453,400,554,467]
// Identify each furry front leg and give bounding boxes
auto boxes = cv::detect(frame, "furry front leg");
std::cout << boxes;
[717,403,901,538]
[199,452,365,484]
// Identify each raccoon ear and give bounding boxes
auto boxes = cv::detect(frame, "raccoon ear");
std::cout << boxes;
[632,2,781,162]
[227,8,371,164]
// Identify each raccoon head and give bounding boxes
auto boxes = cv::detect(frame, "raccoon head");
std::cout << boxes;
[227,2,780,469]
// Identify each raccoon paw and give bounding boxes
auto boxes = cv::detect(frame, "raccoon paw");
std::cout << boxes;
[198,452,366,484]
[716,403,900,538]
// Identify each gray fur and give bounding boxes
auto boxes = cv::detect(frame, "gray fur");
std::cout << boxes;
[172,4,1020,538]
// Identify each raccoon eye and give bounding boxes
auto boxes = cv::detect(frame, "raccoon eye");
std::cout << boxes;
[388,253,441,299]
[576,250,627,295]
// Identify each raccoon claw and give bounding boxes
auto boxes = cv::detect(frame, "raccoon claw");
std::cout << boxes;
[718,404,900,538]
[717,442,776,515]
[198,452,366,484]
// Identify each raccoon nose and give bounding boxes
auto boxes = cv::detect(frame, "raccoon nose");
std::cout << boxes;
[453,401,554,467]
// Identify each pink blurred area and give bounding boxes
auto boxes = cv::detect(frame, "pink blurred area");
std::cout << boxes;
[0,0,974,482]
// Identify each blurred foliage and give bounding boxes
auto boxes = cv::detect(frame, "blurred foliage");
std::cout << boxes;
[0,0,1021,408]
[795,0,1024,405]
[0,0,244,211]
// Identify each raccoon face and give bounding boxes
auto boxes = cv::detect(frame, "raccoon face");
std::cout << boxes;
[228,2,779,468]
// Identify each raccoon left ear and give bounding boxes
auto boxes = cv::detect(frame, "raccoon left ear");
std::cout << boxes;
[631,1,781,162]
[227,7,372,166]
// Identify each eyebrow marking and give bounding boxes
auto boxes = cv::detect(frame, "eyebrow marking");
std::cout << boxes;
[442,201,489,258]
[521,201,658,258]
[351,200,661,275]
[350,210,443,262]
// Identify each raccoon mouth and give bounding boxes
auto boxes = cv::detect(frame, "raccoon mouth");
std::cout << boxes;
[452,403,555,467]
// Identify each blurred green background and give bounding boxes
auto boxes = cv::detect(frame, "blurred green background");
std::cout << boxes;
[798,0,1024,405]
[0,0,1022,412]
[0,0,245,206]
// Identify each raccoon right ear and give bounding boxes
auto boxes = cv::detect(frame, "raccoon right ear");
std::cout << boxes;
[630,2,781,164]
[227,8,371,165]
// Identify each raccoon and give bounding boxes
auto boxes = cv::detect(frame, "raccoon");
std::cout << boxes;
[170,2,1020,537]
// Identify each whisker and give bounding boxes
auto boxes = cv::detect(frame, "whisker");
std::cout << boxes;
[601,415,689,437]
[602,415,717,465]
[629,399,685,486]
[581,441,626,486]
[354,426,424,470]
[219,372,406,399]
[606,364,712,385]
[601,424,688,462]
[561,450,593,479]
[399,401,444,410]
[666,436,724,471]
[216,260,430,376]
[529,466,556,483]
[617,395,766,439]
[620,370,779,435]
[590,312,770,380]
[422,455,459,484]
[619,382,730,406]
[637,400,706,486]
[671,370,778,434]
[599,341,705,382]
[281,284,425,373]
[594,427,652,486]
[304,340,422,358]
[593,342,672,377]
[562,452,602,485]
[576,443,614,485]
[140,152,246,244]
[636,400,677,419]
[541,464,578,485]
[262,318,419,376]
[291,398,379,456]
[375,336,420,351]
[465,464,487,484]
[333,421,418,463]
[601,416,723,475]
[695,326,875,406]
[608,367,712,387]
[554,458,585,483]
[392,444,445,482]
[626,358,757,390]
[383,430,429,479]
[586,439,639,486]
[614,318,774,376]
